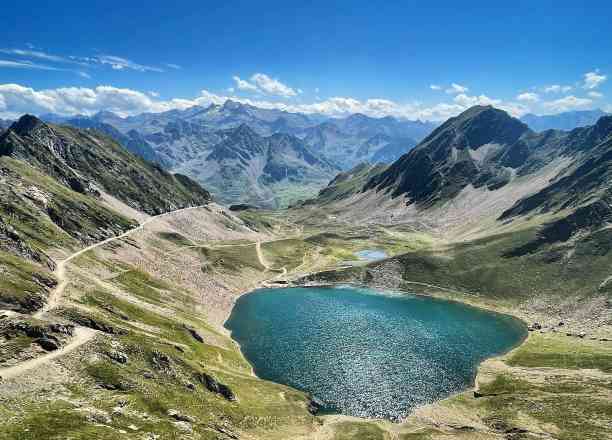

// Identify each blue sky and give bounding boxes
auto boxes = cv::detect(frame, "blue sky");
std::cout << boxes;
[0,1,610,120]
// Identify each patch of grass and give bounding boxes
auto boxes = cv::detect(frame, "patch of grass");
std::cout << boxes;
[0,250,55,313]
[331,422,387,440]
[508,333,612,372]
[113,268,174,304]
[199,244,266,273]
[262,239,315,270]
[478,374,533,396]
[156,232,192,246]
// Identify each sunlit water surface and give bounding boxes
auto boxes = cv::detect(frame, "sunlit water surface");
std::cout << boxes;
[225,286,526,420]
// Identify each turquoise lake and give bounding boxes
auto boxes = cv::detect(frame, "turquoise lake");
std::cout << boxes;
[225,286,526,421]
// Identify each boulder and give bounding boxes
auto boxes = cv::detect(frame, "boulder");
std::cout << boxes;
[107,350,129,364]
[34,336,60,351]
[184,325,204,343]
[167,409,195,423]
[195,372,237,401]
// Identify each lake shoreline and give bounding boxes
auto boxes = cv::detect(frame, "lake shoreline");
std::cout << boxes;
[224,281,528,424]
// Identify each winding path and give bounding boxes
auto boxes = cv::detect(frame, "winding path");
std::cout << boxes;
[0,327,96,380]
[1,206,205,381]
[34,206,204,318]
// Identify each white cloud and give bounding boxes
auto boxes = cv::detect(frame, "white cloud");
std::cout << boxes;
[0,82,532,122]
[314,87,320,93]
[164,63,181,70]
[542,95,593,112]
[148,91,160,97]
[446,83,469,94]
[231,73,298,98]
[588,91,603,99]
[226,87,235,93]
[250,73,297,97]
[453,93,500,107]
[430,84,441,90]
[232,75,258,92]
[543,84,573,94]
[583,71,607,89]
[516,92,539,102]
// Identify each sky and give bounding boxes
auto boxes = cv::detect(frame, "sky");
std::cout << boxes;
[0,1,611,121]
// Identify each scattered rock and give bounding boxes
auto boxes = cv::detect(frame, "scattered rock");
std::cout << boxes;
[167,409,195,423]
[48,323,75,336]
[173,421,192,433]
[150,350,174,375]
[69,314,127,335]
[185,382,195,391]
[106,350,129,364]
[527,322,542,331]
[307,396,323,414]
[195,372,237,401]
[86,409,112,425]
[209,422,240,439]
[143,371,154,379]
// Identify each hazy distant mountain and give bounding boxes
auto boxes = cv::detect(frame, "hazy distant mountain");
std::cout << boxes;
[0,119,13,133]
[36,101,435,205]
[521,109,609,131]
[299,114,433,169]
[173,124,339,208]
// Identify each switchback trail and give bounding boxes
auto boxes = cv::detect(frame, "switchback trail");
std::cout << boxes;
[0,327,96,380]
[2,206,206,381]
[34,205,205,318]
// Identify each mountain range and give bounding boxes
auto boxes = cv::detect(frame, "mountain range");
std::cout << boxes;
[521,109,609,131]
[5,104,608,209]
[35,102,435,207]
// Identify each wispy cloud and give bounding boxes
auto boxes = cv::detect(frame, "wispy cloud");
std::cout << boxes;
[583,70,607,89]
[543,84,573,94]
[542,95,593,112]
[92,55,164,72]
[0,60,63,71]
[0,46,169,75]
[430,84,441,90]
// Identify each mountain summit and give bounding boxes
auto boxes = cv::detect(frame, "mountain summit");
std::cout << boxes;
[364,106,530,205]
